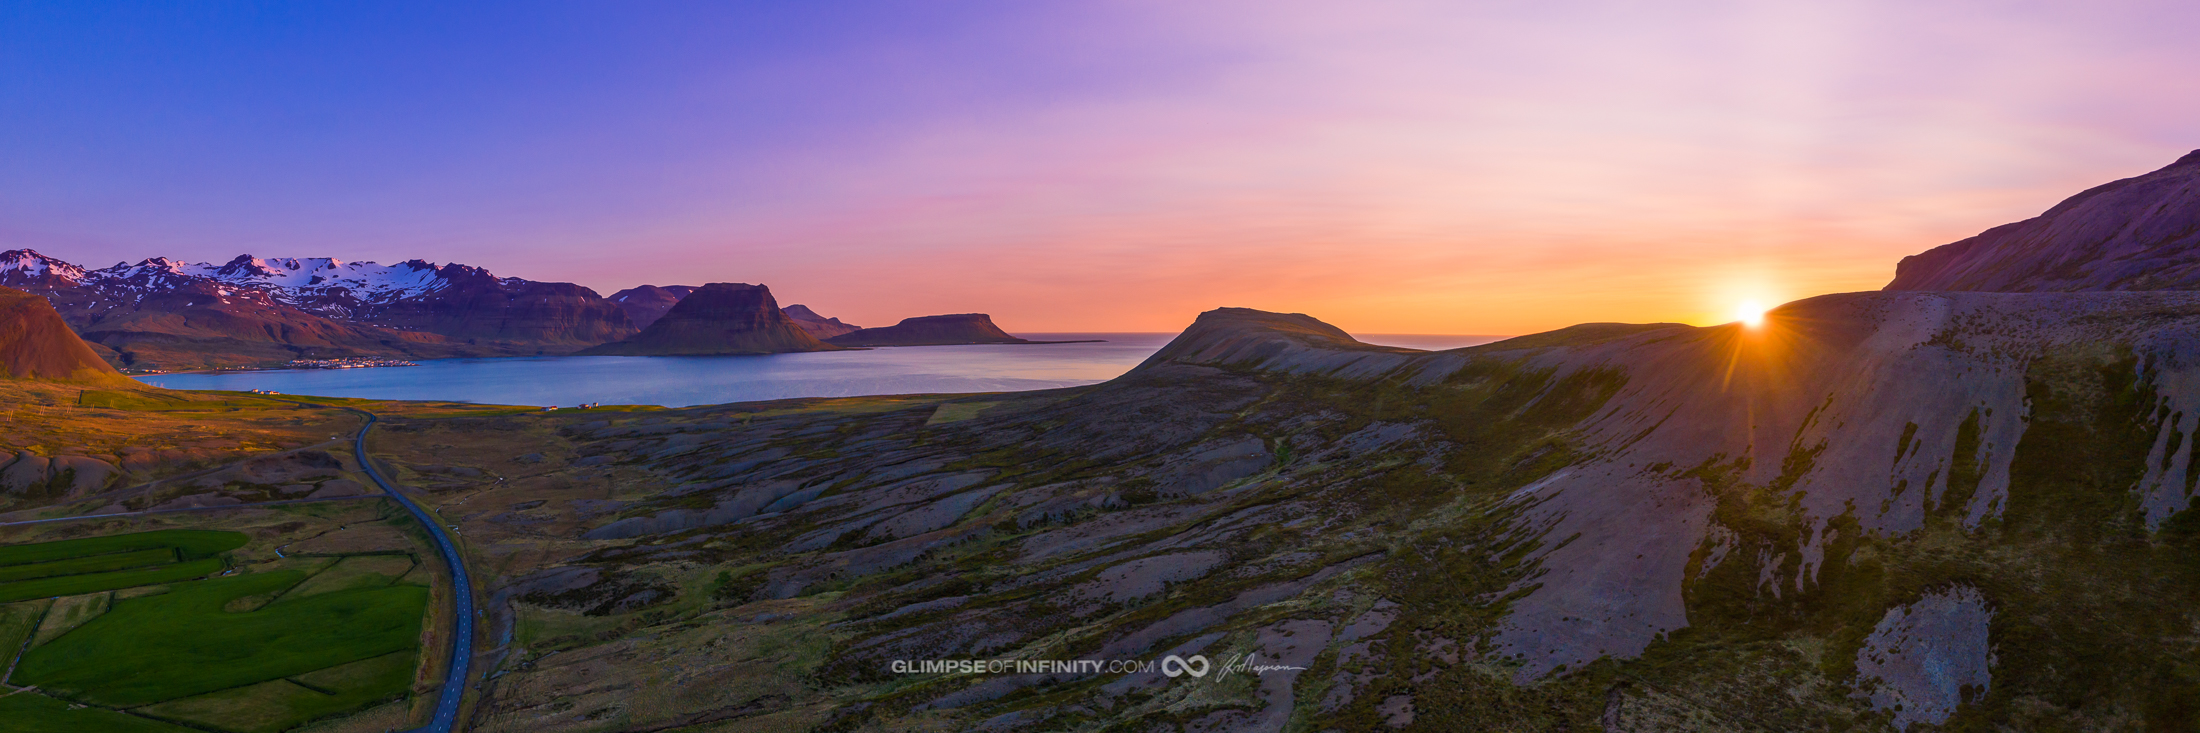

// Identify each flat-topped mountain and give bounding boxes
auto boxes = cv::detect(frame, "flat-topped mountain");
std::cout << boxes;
[0,250,634,369]
[607,285,698,330]
[1887,149,2200,291]
[781,303,860,339]
[824,313,1027,346]
[0,286,132,384]
[580,283,839,356]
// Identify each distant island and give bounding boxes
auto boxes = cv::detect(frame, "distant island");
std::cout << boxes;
[826,313,1097,347]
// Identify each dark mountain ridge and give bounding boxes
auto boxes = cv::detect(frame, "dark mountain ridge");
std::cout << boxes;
[1886,149,2200,291]
[825,313,1028,346]
[607,285,698,331]
[579,283,839,356]
[782,303,861,339]
[0,250,635,369]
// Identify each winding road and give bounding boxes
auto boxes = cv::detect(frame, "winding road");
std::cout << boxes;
[347,409,476,733]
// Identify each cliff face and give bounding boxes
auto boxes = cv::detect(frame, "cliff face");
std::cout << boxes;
[824,313,1027,346]
[0,286,132,384]
[608,285,698,331]
[782,304,860,339]
[1887,150,2200,291]
[579,283,839,356]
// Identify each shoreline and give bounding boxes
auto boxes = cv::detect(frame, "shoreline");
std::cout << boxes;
[129,339,1125,375]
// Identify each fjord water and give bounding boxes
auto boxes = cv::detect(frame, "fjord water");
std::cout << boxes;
[134,333,1506,407]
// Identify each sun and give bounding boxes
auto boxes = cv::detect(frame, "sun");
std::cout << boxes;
[1736,300,1767,327]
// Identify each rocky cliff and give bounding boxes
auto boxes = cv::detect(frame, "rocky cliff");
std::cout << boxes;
[579,283,839,356]
[0,286,132,384]
[825,313,1028,346]
[1886,149,2200,291]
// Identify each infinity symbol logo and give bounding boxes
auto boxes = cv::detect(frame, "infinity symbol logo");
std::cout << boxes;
[1161,654,1210,678]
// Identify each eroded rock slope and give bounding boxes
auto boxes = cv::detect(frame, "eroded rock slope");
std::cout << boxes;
[481,296,2200,731]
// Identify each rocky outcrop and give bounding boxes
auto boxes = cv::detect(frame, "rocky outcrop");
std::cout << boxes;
[579,283,839,356]
[1886,150,2200,291]
[824,313,1028,346]
[0,285,133,383]
[782,304,860,339]
[0,450,122,497]
[607,285,697,331]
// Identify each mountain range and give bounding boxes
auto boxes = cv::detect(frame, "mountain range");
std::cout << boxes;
[0,252,874,369]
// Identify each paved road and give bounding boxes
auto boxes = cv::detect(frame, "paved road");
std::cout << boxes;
[346,410,476,733]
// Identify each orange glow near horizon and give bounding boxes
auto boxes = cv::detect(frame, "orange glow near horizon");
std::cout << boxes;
[9,4,2196,339]
[1737,300,1769,328]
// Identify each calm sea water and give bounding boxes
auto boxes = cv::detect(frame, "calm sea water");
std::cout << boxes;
[135,332,1507,407]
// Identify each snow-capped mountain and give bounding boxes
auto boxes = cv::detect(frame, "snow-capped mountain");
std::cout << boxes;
[0,250,637,369]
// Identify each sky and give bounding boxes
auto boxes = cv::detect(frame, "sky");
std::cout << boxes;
[2,1,2196,335]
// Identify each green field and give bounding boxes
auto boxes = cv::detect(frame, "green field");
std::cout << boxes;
[0,529,245,603]
[281,555,416,599]
[0,559,225,604]
[137,652,418,733]
[0,599,47,663]
[0,692,197,732]
[77,389,267,412]
[0,528,428,732]
[0,529,247,567]
[14,569,427,707]
[0,548,176,583]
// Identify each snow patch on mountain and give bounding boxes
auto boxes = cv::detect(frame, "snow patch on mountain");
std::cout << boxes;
[2,249,469,316]
[0,249,88,283]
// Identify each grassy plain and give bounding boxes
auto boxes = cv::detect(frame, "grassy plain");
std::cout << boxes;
[0,529,245,566]
[0,547,175,582]
[28,592,107,647]
[0,530,246,601]
[0,383,357,494]
[16,569,428,707]
[139,651,417,733]
[282,554,415,599]
[0,598,46,669]
[0,691,196,732]
[0,559,225,603]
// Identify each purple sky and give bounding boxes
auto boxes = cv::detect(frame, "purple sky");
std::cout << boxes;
[3,1,2195,333]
